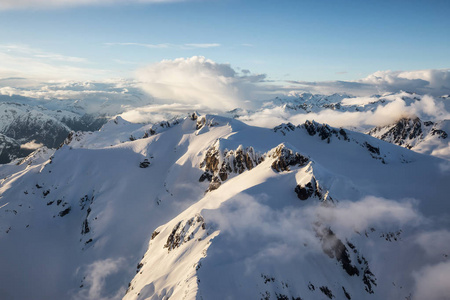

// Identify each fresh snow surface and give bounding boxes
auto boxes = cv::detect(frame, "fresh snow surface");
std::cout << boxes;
[0,114,449,300]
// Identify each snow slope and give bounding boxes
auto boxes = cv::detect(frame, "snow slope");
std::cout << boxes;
[0,114,449,300]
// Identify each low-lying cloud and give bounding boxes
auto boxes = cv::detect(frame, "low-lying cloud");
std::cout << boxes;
[74,258,126,300]
[241,92,450,130]
[290,69,450,97]
[203,194,421,267]
[413,261,450,300]
[20,140,44,150]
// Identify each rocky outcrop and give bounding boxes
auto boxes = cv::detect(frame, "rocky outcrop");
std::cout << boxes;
[164,214,206,252]
[270,144,309,172]
[199,144,264,192]
[294,176,332,202]
[367,117,423,149]
[314,223,377,295]
[300,120,350,143]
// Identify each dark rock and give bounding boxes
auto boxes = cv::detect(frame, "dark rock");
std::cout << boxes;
[200,145,263,192]
[304,120,317,136]
[315,226,359,277]
[139,159,150,168]
[342,287,351,299]
[58,207,71,217]
[151,231,160,240]
[199,172,212,182]
[273,123,296,135]
[271,145,309,172]
[295,182,314,200]
[364,142,380,155]
[339,128,349,141]
[431,129,448,139]
[319,286,334,299]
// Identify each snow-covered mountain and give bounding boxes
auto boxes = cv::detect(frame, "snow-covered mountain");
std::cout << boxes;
[367,117,449,160]
[259,91,424,114]
[1,114,449,300]
[0,101,108,162]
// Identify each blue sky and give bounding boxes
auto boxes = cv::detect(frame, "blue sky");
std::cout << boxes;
[0,0,449,82]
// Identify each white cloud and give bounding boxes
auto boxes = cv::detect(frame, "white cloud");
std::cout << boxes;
[204,194,421,268]
[0,0,184,10]
[74,258,126,300]
[20,140,44,150]
[413,261,450,300]
[118,103,198,123]
[415,230,450,258]
[313,196,421,237]
[136,56,268,111]
[241,93,450,130]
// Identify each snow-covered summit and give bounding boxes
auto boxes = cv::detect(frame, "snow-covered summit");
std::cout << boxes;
[0,113,449,300]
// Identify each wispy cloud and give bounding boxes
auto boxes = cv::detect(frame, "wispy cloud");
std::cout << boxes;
[0,0,185,10]
[0,44,107,80]
[104,42,221,50]
[184,43,221,48]
[0,44,87,63]
[104,42,171,49]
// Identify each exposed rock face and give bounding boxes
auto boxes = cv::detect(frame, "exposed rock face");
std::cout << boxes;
[295,181,315,200]
[164,214,206,252]
[368,117,448,150]
[273,123,296,136]
[294,176,332,202]
[270,144,309,172]
[199,144,264,192]
[196,115,219,130]
[300,120,349,143]
[367,117,423,149]
[139,159,150,168]
[3,111,71,149]
[314,223,377,295]
[431,128,448,139]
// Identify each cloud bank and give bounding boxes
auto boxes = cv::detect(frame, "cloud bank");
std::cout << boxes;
[136,56,268,111]
[290,69,450,97]
[413,261,450,300]
[241,92,450,130]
